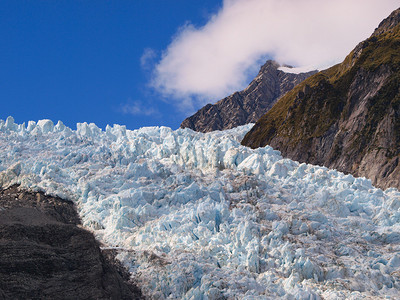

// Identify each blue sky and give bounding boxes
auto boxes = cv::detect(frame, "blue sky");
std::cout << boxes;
[0,1,222,130]
[1,1,398,131]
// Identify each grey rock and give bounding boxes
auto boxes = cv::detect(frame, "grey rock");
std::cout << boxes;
[181,60,316,132]
[0,185,143,300]
[242,7,400,191]
[372,7,400,37]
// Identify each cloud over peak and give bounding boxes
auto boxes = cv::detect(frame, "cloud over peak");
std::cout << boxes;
[151,0,399,111]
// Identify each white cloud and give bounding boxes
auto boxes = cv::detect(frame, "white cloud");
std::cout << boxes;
[120,100,159,117]
[140,48,157,70]
[151,0,399,111]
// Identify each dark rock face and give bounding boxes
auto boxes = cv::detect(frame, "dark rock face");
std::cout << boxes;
[180,60,316,132]
[372,7,400,37]
[0,185,143,300]
[242,8,400,191]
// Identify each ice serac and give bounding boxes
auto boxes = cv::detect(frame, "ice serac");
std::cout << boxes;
[1,118,400,299]
[180,60,317,132]
[242,7,400,191]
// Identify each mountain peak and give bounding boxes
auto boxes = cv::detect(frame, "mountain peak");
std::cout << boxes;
[242,7,400,190]
[258,59,280,73]
[180,60,316,132]
[372,7,400,37]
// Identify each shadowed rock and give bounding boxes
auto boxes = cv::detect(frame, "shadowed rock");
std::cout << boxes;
[181,60,316,132]
[0,185,143,300]
[242,7,400,191]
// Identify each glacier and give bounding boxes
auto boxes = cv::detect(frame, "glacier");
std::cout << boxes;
[0,116,400,299]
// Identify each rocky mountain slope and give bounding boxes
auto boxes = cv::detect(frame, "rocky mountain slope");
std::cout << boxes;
[181,60,316,132]
[0,185,143,300]
[242,7,400,191]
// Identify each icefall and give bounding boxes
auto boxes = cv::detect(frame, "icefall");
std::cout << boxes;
[0,116,399,299]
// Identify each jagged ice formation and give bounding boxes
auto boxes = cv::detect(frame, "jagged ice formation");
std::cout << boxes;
[0,116,400,299]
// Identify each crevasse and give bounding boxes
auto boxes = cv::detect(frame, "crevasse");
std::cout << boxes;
[0,116,400,299]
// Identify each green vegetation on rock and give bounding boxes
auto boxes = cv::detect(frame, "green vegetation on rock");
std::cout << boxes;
[241,8,400,190]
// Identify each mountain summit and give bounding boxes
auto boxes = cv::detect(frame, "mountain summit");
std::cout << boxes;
[180,60,316,132]
[242,7,400,190]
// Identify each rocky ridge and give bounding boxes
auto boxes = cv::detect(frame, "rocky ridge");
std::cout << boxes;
[181,60,316,132]
[242,7,400,191]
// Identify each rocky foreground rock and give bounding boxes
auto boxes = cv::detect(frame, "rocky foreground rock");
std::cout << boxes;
[242,7,400,191]
[181,60,316,132]
[0,185,143,300]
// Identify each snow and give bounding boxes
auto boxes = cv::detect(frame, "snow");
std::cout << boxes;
[0,115,400,299]
[278,65,318,74]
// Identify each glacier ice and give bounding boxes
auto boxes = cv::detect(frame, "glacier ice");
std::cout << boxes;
[0,118,400,299]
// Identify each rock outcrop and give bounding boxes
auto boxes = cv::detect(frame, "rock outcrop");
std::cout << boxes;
[242,8,400,190]
[181,60,316,132]
[0,185,143,300]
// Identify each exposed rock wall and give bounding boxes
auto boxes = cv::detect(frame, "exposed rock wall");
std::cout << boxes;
[181,60,316,132]
[242,8,400,191]
[0,185,143,300]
